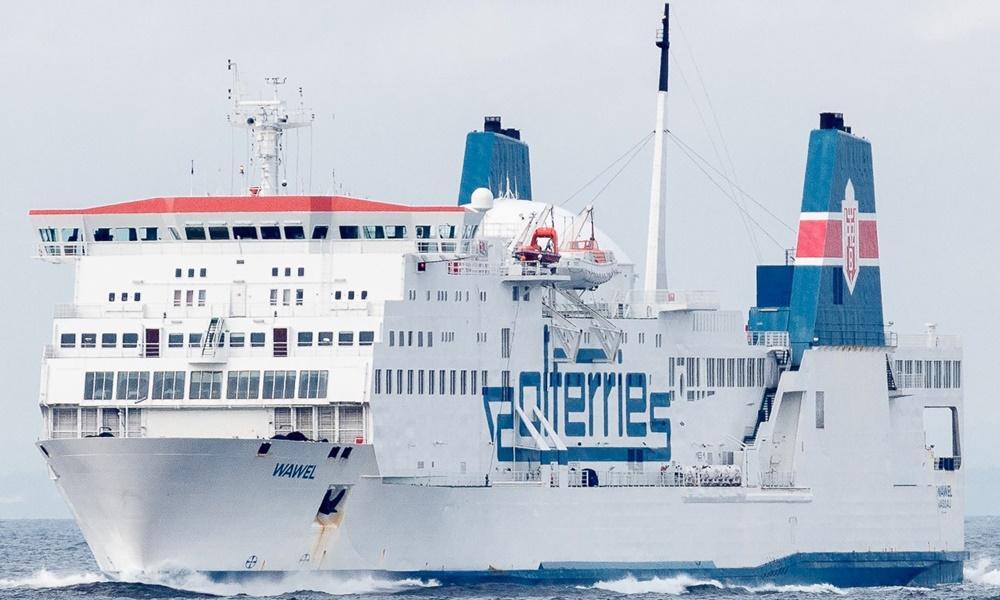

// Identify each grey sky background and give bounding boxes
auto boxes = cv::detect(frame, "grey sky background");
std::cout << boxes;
[1,1,997,517]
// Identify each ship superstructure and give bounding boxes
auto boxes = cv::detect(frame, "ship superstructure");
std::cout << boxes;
[31,6,965,587]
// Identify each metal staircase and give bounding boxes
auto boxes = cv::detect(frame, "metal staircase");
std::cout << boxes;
[885,355,898,392]
[743,387,778,445]
[200,317,225,358]
[543,288,623,363]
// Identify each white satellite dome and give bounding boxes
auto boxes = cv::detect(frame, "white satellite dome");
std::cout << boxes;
[469,187,495,210]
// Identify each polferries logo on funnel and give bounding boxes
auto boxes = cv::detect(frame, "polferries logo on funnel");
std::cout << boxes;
[841,179,859,294]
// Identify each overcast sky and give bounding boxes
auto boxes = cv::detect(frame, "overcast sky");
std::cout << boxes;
[1,1,998,517]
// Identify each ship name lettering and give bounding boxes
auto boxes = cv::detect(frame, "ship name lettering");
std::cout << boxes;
[272,463,317,480]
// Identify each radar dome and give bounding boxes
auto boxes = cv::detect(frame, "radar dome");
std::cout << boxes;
[470,187,495,210]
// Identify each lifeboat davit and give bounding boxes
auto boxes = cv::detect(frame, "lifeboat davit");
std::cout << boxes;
[516,227,560,264]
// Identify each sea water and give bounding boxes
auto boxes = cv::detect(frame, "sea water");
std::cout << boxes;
[2,517,999,599]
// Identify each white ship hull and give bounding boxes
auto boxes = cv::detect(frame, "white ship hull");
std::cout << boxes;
[42,381,965,587]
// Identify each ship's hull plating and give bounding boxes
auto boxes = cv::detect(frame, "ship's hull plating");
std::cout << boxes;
[40,437,965,586]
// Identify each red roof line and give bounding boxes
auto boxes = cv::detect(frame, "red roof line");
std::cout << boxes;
[28,195,467,216]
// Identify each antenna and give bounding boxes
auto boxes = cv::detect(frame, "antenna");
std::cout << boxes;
[643,3,670,291]
[228,63,313,195]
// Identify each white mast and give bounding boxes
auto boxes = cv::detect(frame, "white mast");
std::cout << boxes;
[227,61,314,196]
[643,4,670,291]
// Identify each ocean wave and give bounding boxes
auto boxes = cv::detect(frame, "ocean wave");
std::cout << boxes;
[587,575,845,595]
[0,569,106,589]
[119,570,440,597]
[590,575,724,595]
[965,557,1000,586]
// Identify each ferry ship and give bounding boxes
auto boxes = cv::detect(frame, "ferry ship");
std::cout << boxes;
[31,6,965,587]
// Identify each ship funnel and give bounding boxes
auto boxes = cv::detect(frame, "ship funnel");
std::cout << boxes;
[749,113,885,366]
[458,116,532,204]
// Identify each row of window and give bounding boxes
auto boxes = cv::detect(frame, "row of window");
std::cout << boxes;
[374,368,489,396]
[59,330,376,350]
[48,404,366,442]
[62,222,477,243]
[61,333,139,349]
[273,405,365,443]
[893,359,962,389]
[173,289,207,307]
[388,330,434,348]
[272,266,305,277]
[334,290,368,301]
[669,356,770,389]
[417,290,486,302]
[108,291,141,303]
[49,406,141,439]
[82,369,330,401]
[175,267,208,278]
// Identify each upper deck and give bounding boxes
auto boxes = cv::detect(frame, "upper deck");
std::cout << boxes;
[31,195,477,260]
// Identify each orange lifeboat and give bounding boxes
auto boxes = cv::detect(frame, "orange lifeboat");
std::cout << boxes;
[516,227,560,264]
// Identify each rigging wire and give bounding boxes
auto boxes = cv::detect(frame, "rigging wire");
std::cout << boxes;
[667,130,796,234]
[666,130,788,251]
[671,11,760,257]
[668,20,760,259]
[558,131,654,207]
[583,134,654,207]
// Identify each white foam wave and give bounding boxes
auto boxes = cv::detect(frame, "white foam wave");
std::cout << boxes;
[590,575,724,595]
[965,557,1000,586]
[119,570,440,597]
[588,574,845,595]
[0,569,107,589]
[737,582,846,594]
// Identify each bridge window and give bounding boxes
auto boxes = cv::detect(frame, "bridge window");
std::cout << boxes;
[298,331,313,347]
[167,333,183,348]
[416,225,434,239]
[189,371,223,399]
[152,371,185,400]
[338,332,354,346]
[284,225,305,240]
[227,370,261,400]
[260,225,281,240]
[81,333,96,348]
[93,228,112,242]
[262,370,296,399]
[233,226,257,240]
[189,333,202,348]
[312,225,329,240]
[298,370,329,399]
[229,332,245,348]
[38,228,58,242]
[101,333,117,348]
[116,371,149,401]
[386,225,407,239]
[359,331,374,346]
[83,371,114,400]
[339,225,360,239]
[250,332,266,347]
[60,333,76,348]
[363,225,385,239]
[140,227,158,241]
[185,226,206,241]
[438,224,456,239]
[318,331,334,347]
